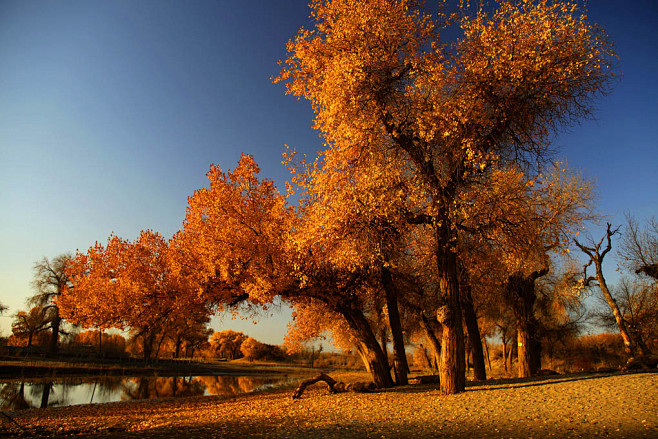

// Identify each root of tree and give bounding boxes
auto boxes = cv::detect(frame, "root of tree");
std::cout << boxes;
[623,354,658,371]
[291,373,376,399]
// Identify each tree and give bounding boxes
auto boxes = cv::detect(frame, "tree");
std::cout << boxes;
[178,155,395,387]
[277,0,615,394]
[11,307,51,347]
[594,277,656,355]
[575,224,638,358]
[60,230,209,360]
[209,330,248,360]
[240,337,268,361]
[619,215,658,280]
[30,255,71,353]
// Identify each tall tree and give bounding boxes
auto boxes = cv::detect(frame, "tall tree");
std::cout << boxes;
[575,224,636,358]
[178,155,395,386]
[277,0,615,393]
[31,255,71,354]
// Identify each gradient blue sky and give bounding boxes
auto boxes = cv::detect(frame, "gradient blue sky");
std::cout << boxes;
[1,1,656,342]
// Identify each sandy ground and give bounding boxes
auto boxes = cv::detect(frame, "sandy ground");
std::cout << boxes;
[1,371,656,438]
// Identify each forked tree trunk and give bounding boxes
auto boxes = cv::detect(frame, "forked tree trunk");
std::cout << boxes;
[575,225,636,358]
[462,284,487,380]
[381,265,409,385]
[341,307,394,388]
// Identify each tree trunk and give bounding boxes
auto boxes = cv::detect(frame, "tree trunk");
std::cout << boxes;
[48,312,61,354]
[462,284,487,380]
[379,326,389,366]
[594,261,635,357]
[40,383,52,409]
[142,331,156,361]
[435,245,465,394]
[506,331,517,373]
[484,338,492,372]
[381,265,409,385]
[292,373,375,399]
[506,270,546,377]
[341,307,394,388]
[174,337,183,359]
[419,313,442,372]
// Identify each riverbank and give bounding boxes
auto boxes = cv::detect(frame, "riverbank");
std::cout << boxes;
[2,371,656,438]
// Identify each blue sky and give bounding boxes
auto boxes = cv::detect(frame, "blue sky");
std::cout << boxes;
[1,0,656,343]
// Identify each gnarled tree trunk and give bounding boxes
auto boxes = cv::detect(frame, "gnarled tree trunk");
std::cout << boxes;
[341,307,394,388]
[435,241,465,394]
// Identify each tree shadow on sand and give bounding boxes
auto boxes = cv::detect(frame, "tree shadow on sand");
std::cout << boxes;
[370,371,656,395]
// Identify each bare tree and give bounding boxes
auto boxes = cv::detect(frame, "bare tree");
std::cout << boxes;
[574,224,636,357]
[619,214,658,280]
[592,277,656,356]
[30,254,71,354]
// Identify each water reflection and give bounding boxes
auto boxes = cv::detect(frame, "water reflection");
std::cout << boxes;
[0,374,297,410]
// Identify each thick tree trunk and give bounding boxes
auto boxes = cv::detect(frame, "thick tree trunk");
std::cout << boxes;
[341,307,394,388]
[174,338,183,359]
[48,312,61,354]
[381,265,409,385]
[435,246,465,394]
[142,331,156,361]
[506,269,546,377]
[462,284,486,380]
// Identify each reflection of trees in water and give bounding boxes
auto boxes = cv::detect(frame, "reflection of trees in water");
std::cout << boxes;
[195,376,278,397]
[0,381,61,409]
[91,376,124,403]
[0,375,293,409]
[121,376,205,401]
[0,383,31,410]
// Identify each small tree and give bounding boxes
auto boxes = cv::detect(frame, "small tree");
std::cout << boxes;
[11,307,51,347]
[240,337,268,362]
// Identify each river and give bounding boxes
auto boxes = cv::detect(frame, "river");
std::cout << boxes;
[0,374,302,410]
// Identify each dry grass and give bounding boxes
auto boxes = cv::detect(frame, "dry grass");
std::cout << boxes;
[2,371,656,438]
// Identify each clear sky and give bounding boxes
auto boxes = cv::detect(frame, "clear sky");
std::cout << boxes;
[1,0,657,343]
